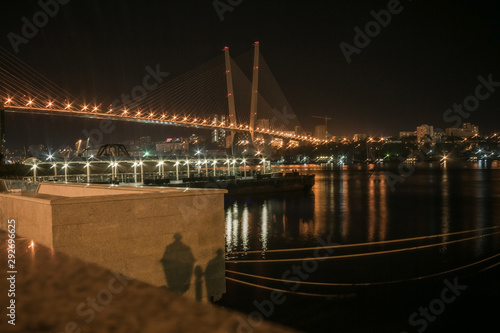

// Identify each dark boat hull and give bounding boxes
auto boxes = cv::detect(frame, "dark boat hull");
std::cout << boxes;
[149,174,315,195]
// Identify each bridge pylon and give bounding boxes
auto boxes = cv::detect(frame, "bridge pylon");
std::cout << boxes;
[223,46,237,155]
[249,41,259,143]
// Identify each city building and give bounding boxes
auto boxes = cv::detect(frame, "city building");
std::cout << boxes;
[256,118,270,130]
[416,124,434,141]
[353,133,367,142]
[314,125,326,140]
[155,137,189,154]
[211,115,226,144]
[445,123,479,138]
[399,131,416,137]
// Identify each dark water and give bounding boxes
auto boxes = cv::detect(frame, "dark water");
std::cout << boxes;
[219,163,500,333]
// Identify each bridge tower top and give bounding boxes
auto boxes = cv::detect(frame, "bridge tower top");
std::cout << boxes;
[223,46,237,128]
[249,41,260,141]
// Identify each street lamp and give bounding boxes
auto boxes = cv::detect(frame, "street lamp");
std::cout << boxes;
[261,157,266,174]
[62,163,68,182]
[157,160,165,179]
[50,163,58,180]
[84,162,91,183]
[225,159,231,176]
[185,158,190,178]
[241,158,247,179]
[132,162,138,183]
[212,159,217,177]
[31,164,37,181]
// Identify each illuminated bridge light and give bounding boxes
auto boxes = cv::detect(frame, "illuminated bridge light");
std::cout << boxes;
[26,100,33,106]
[46,102,53,108]
[65,104,71,109]
[81,105,88,111]
[5,97,12,104]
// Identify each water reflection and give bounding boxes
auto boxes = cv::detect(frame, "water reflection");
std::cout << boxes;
[440,169,450,253]
[260,202,269,251]
[241,204,249,251]
[340,170,349,240]
[474,170,488,257]
[225,166,500,255]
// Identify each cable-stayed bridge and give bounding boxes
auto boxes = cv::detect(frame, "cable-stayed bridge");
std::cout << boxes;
[0,42,326,158]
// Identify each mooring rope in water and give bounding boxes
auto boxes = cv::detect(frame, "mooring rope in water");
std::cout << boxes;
[226,252,500,287]
[227,226,500,255]
[225,230,500,263]
[225,276,357,298]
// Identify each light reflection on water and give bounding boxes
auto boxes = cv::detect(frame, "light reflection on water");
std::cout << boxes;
[225,164,500,255]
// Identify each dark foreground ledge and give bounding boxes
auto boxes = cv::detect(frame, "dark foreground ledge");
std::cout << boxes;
[0,231,298,333]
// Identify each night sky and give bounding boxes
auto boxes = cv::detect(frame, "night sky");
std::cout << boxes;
[1,0,500,149]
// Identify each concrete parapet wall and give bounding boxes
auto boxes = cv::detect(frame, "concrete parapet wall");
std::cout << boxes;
[0,182,227,302]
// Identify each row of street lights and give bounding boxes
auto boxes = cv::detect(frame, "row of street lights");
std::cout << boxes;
[28,156,270,183]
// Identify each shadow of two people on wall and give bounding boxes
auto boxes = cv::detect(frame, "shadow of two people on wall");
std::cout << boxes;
[160,233,225,302]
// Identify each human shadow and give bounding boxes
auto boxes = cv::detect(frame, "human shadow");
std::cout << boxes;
[194,265,203,301]
[204,248,226,302]
[160,233,195,294]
